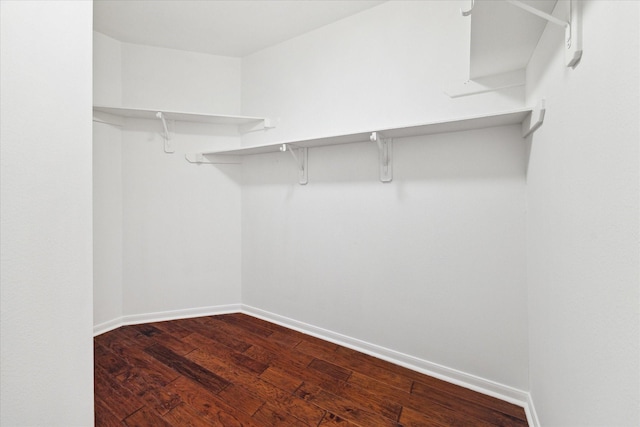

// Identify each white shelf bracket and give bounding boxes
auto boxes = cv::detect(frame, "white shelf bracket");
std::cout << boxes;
[522,99,546,138]
[460,0,474,17]
[506,0,582,68]
[370,132,393,183]
[239,118,276,134]
[156,112,174,153]
[280,144,308,185]
[184,153,241,164]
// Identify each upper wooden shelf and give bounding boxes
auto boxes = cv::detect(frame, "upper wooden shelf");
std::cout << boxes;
[198,107,533,157]
[93,105,269,127]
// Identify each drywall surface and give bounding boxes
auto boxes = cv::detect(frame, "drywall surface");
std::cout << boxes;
[93,38,245,322]
[121,42,242,114]
[241,0,525,147]
[94,31,122,107]
[0,1,94,425]
[240,1,529,390]
[121,120,243,316]
[242,125,529,389]
[93,122,124,326]
[526,1,640,425]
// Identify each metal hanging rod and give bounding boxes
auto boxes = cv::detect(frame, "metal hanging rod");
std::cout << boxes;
[461,0,568,27]
[505,0,568,28]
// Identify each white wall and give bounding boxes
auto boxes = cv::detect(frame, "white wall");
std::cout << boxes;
[242,0,525,147]
[526,1,640,425]
[94,31,122,107]
[93,122,124,327]
[93,37,244,327]
[121,118,243,317]
[0,1,94,425]
[94,31,124,328]
[241,1,529,391]
[121,42,241,114]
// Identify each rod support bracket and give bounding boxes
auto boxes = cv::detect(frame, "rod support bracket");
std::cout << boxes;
[370,132,393,183]
[156,111,174,153]
[280,144,308,185]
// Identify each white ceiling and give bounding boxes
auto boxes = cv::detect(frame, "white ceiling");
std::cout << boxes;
[94,0,386,58]
[470,0,558,78]
[95,0,558,77]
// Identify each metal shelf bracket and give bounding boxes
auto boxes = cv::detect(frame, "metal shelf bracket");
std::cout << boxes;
[370,132,393,183]
[156,112,174,153]
[239,118,276,134]
[280,144,308,185]
[506,0,582,68]
[522,99,546,138]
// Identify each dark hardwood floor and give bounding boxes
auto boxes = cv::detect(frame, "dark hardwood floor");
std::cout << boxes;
[94,313,528,426]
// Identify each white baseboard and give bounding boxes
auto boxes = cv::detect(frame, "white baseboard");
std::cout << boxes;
[92,303,242,336]
[524,393,541,427]
[241,304,537,426]
[93,303,539,426]
[93,317,123,336]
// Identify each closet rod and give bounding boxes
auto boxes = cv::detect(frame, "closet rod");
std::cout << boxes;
[505,0,568,28]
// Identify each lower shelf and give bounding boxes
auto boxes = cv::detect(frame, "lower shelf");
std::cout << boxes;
[185,105,544,185]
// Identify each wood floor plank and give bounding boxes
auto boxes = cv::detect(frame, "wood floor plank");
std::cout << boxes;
[297,339,414,393]
[308,358,353,382]
[349,371,462,418]
[243,336,315,369]
[123,406,174,427]
[210,313,278,337]
[187,349,326,426]
[147,320,195,339]
[95,341,129,377]
[144,343,230,393]
[165,377,264,426]
[410,380,528,426]
[295,382,402,427]
[399,405,460,427]
[95,365,145,421]
[183,332,269,374]
[95,396,127,427]
[259,366,304,393]
[95,314,529,427]
[335,345,432,384]
[103,330,180,386]
[412,379,528,422]
[252,404,310,427]
[317,412,360,426]
[115,325,157,348]
[131,324,196,356]
[179,318,253,352]
[265,329,303,348]
[209,316,313,360]
[308,370,403,421]
[217,383,265,416]
[254,357,404,422]
[129,378,182,416]
[163,402,222,427]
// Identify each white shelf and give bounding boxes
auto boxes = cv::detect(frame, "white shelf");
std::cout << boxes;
[93,105,268,126]
[199,107,533,157]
